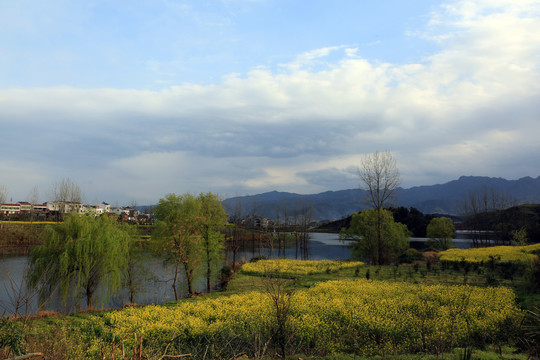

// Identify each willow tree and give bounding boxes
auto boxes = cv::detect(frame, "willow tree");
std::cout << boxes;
[358,151,401,265]
[26,213,130,309]
[199,192,228,293]
[153,193,204,299]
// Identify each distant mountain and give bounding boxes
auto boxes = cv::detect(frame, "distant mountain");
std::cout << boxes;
[222,176,540,221]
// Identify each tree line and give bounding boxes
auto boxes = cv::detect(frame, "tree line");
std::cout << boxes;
[338,151,533,265]
[26,192,227,310]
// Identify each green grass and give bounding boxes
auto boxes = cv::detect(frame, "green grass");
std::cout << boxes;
[307,346,528,360]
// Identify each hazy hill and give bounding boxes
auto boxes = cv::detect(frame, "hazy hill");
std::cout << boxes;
[222,175,540,221]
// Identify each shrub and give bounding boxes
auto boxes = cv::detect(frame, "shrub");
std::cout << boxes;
[401,248,424,263]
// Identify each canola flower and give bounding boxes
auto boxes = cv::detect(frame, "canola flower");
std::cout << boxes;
[89,276,521,358]
[290,279,520,355]
[240,258,364,276]
[438,243,540,263]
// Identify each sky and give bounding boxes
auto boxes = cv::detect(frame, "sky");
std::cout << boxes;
[1,0,539,206]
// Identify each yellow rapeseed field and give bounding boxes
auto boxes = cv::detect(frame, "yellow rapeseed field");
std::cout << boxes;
[240,258,364,276]
[92,274,521,357]
[438,243,540,263]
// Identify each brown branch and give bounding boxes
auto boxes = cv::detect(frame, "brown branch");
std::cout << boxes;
[159,354,191,359]
[6,353,44,360]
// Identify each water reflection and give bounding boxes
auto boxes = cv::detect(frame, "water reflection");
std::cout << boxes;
[1,232,477,315]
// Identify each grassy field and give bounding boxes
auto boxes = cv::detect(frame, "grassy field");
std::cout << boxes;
[1,253,538,360]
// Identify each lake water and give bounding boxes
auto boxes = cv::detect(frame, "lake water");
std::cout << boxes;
[0,232,476,315]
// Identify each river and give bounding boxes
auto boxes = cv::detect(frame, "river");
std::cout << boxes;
[0,232,476,315]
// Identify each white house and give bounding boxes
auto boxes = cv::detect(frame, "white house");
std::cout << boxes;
[47,201,84,214]
[99,202,111,213]
[0,203,21,215]
[85,205,104,215]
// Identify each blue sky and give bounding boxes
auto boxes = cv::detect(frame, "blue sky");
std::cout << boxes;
[1,0,540,205]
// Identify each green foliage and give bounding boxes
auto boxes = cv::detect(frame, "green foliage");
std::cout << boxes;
[426,217,455,250]
[152,193,204,298]
[122,224,154,304]
[26,214,131,309]
[401,248,424,263]
[389,206,433,237]
[512,227,528,246]
[199,192,228,292]
[152,192,228,297]
[521,306,540,357]
[342,209,410,265]
[0,316,25,356]
[152,193,186,223]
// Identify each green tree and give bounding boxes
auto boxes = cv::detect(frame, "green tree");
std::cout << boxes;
[152,193,204,299]
[512,227,528,246]
[27,213,130,309]
[426,217,456,250]
[121,223,154,304]
[198,192,228,293]
[358,151,401,265]
[341,209,409,264]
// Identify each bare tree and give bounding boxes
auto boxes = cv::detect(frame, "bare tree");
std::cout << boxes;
[0,185,8,204]
[0,185,9,222]
[50,178,83,219]
[358,151,401,265]
[250,196,258,254]
[261,262,294,359]
[461,185,517,246]
[27,186,40,222]
[228,195,243,267]
[51,178,82,203]
[359,151,401,211]
[298,198,314,260]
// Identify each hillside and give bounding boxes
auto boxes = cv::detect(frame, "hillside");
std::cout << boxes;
[222,175,540,221]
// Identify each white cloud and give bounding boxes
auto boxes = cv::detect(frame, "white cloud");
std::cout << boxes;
[1,0,540,203]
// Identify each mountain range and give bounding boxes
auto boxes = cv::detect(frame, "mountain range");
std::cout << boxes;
[222,176,540,222]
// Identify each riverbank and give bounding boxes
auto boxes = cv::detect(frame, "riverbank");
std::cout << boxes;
[0,232,354,315]
[0,221,154,256]
[0,222,49,255]
[3,254,538,359]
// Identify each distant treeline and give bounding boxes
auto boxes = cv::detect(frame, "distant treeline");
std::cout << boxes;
[317,205,540,244]
[463,204,540,244]
[316,207,436,237]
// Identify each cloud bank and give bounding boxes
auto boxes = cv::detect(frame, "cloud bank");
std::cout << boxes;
[1,0,539,204]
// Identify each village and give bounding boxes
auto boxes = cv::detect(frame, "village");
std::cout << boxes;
[0,201,152,223]
[0,200,279,227]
